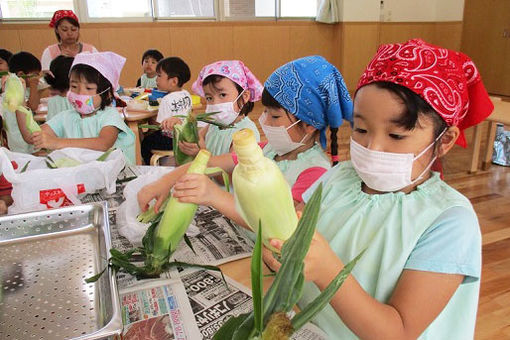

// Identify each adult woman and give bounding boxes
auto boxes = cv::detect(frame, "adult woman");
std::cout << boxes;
[41,10,98,71]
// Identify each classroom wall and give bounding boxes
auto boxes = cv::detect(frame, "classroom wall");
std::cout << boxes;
[0,20,462,93]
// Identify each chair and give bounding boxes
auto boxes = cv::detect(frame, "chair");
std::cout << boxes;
[150,149,175,166]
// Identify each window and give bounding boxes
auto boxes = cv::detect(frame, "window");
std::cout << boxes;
[223,0,317,19]
[0,0,318,21]
[0,0,73,19]
[86,0,152,18]
[156,0,215,19]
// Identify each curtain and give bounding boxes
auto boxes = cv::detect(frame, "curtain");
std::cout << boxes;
[316,0,341,24]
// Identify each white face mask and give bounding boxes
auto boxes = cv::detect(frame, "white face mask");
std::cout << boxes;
[258,112,308,156]
[350,129,446,192]
[205,90,245,125]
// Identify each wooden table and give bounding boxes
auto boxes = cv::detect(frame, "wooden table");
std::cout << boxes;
[470,96,510,173]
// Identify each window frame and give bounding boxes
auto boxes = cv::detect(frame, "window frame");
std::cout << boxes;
[0,0,318,23]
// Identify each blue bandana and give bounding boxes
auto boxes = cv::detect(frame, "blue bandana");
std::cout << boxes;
[264,55,353,148]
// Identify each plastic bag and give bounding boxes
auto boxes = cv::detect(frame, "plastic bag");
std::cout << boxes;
[116,167,173,245]
[492,123,510,166]
[0,147,126,214]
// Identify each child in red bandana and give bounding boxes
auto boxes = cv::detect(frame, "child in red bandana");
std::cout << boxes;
[263,39,493,339]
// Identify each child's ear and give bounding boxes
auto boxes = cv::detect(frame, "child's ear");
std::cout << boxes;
[170,76,178,87]
[241,89,251,103]
[437,126,460,157]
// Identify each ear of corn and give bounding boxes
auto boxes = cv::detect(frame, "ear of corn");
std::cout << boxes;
[3,73,41,134]
[214,183,365,340]
[3,73,25,112]
[231,129,298,252]
[172,110,232,165]
[87,149,230,281]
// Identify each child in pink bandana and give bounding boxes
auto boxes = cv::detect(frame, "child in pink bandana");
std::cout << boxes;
[177,60,263,157]
[32,52,135,164]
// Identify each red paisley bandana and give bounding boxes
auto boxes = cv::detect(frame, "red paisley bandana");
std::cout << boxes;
[49,10,79,28]
[357,39,493,147]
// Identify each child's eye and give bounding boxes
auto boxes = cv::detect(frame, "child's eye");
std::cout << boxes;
[389,133,405,140]
[354,127,367,134]
[205,96,212,102]
[219,93,227,98]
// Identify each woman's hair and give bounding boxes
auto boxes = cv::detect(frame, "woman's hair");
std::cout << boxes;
[203,75,254,116]
[44,55,74,92]
[261,88,336,164]
[0,49,13,63]
[69,64,113,110]
[54,17,80,42]
[372,82,448,139]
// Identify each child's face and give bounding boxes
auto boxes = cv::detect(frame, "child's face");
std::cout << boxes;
[262,107,307,143]
[56,19,79,45]
[353,84,438,186]
[204,77,244,112]
[142,57,158,77]
[0,58,8,72]
[69,73,102,108]
[156,69,178,92]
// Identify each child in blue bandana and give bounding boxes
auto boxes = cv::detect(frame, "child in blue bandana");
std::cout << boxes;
[138,55,353,213]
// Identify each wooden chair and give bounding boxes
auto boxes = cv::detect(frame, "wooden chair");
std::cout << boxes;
[470,96,510,173]
[150,150,175,166]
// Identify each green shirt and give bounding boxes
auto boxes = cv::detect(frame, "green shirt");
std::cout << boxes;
[47,106,136,165]
[205,116,260,156]
[47,95,73,121]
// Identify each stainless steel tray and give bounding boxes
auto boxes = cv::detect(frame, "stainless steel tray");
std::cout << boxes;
[0,202,122,340]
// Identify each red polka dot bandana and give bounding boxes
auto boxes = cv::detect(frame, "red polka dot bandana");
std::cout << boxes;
[357,39,493,147]
[49,10,79,28]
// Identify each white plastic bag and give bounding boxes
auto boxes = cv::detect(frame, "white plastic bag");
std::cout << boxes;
[116,167,174,245]
[0,147,126,214]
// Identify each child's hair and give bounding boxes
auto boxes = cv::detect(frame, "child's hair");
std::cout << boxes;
[44,55,74,92]
[70,64,113,110]
[262,88,337,164]
[8,51,42,74]
[372,82,447,140]
[141,49,164,64]
[0,49,13,63]
[54,17,80,42]
[204,75,254,116]
[156,57,190,88]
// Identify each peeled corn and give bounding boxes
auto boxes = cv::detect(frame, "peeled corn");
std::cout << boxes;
[3,73,41,133]
[232,129,298,252]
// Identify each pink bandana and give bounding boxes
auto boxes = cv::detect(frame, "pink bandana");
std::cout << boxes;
[357,39,493,147]
[192,60,263,102]
[72,52,126,91]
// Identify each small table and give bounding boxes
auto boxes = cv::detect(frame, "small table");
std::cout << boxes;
[470,96,510,173]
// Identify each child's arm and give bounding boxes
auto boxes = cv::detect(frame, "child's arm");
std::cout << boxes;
[33,124,118,151]
[26,75,41,112]
[15,109,35,144]
[161,116,182,132]
[172,173,249,229]
[264,235,464,340]
[137,152,235,213]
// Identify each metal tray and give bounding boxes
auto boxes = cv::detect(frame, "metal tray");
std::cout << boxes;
[0,202,122,340]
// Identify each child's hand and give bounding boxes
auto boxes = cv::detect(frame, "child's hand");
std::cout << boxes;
[32,130,58,150]
[137,181,170,214]
[172,173,222,206]
[161,117,182,132]
[263,232,343,286]
[178,141,200,156]
[25,73,41,89]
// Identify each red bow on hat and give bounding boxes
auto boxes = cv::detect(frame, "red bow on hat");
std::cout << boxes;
[357,39,494,147]
[49,10,79,28]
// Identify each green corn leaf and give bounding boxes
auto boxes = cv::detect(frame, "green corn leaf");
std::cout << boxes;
[262,183,322,319]
[96,147,115,161]
[291,249,365,331]
[183,234,196,255]
[212,313,251,340]
[19,161,30,173]
[45,160,56,169]
[204,166,230,192]
[232,314,255,340]
[84,265,108,283]
[139,124,161,130]
[252,220,263,336]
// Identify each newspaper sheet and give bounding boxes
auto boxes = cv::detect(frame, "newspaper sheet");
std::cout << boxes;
[175,268,328,340]
[119,278,201,340]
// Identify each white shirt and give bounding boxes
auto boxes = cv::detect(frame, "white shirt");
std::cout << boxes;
[156,89,192,123]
